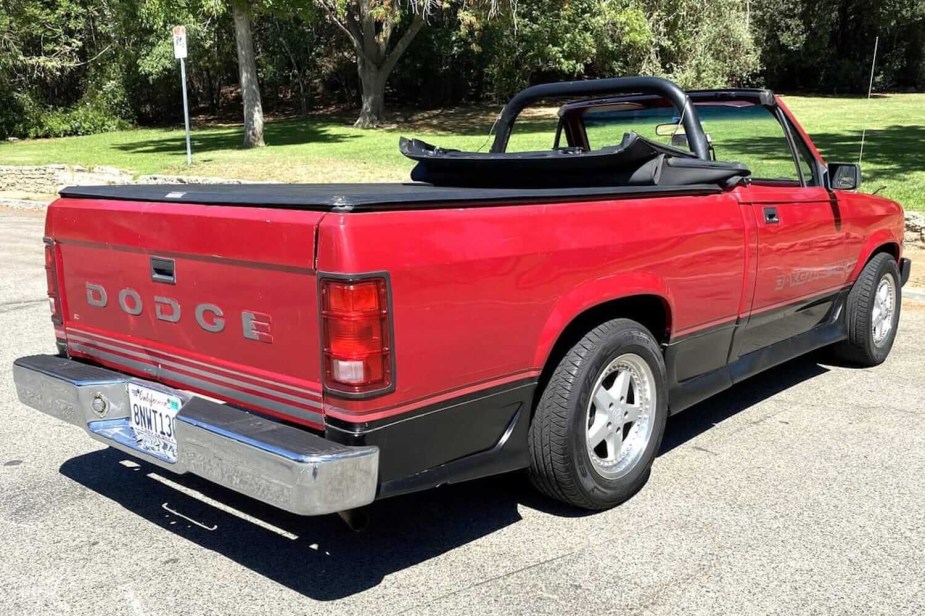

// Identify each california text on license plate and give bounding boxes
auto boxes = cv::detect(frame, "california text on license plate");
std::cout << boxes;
[128,384,182,463]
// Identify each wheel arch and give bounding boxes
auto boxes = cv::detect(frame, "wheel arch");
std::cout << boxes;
[850,233,902,283]
[533,291,673,404]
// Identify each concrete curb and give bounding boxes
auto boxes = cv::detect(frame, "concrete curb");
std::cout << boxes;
[0,164,264,196]
[0,197,52,210]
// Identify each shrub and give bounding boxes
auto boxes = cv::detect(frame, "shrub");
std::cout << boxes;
[21,102,129,139]
[0,89,25,140]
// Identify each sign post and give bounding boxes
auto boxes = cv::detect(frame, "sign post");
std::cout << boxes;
[173,26,192,165]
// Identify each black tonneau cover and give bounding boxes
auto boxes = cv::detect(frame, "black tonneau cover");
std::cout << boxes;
[59,182,725,212]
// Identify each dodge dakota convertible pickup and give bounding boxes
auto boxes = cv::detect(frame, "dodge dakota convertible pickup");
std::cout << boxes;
[13,77,911,520]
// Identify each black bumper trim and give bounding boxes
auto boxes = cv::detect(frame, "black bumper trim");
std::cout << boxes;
[326,379,537,496]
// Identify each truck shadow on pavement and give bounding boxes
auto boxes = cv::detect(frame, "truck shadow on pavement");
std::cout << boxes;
[59,355,828,601]
[659,355,829,455]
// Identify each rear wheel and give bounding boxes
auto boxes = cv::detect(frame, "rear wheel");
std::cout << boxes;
[528,319,668,510]
[832,253,902,367]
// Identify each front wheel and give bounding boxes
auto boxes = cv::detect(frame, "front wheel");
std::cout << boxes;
[832,253,902,367]
[528,319,668,510]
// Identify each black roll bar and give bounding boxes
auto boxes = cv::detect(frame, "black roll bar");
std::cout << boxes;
[490,76,711,160]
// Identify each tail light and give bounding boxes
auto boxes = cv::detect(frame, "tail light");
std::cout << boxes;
[320,276,394,397]
[44,238,63,326]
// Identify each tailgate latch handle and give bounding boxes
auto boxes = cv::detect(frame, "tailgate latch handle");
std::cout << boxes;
[151,257,176,284]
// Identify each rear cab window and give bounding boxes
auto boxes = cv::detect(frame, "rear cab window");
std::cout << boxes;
[501,92,818,187]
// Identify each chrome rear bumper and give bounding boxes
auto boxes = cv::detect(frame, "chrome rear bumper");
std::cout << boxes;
[12,355,378,516]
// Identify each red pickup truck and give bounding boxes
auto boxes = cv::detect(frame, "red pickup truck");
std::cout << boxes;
[13,77,910,521]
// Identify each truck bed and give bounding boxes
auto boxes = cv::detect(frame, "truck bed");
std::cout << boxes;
[59,182,725,212]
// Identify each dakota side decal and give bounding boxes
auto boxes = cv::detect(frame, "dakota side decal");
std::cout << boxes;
[84,282,273,342]
[775,260,855,291]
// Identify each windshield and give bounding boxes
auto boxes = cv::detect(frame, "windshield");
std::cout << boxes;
[581,102,803,181]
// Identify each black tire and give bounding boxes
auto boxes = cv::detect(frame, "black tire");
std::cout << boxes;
[528,318,668,510]
[832,253,902,367]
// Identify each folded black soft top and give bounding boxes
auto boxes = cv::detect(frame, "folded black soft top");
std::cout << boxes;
[59,181,726,212]
[400,132,750,189]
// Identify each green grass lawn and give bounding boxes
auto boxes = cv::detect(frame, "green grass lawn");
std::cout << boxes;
[1,94,923,209]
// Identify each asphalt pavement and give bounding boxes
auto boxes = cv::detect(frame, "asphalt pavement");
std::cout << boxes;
[1,207,923,615]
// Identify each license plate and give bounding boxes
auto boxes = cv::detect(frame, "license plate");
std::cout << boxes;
[128,384,182,463]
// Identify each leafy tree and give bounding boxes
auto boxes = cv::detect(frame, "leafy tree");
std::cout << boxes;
[315,0,431,127]
[753,0,925,92]
[133,3,235,120]
[0,0,132,138]
[474,0,656,99]
[315,1,522,128]
[255,5,337,115]
[642,0,760,88]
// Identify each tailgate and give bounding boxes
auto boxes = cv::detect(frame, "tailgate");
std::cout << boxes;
[46,197,326,428]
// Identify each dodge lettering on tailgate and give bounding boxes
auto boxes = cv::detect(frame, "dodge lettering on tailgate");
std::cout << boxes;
[85,282,273,341]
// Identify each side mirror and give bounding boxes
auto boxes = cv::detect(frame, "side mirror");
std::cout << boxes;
[827,163,861,191]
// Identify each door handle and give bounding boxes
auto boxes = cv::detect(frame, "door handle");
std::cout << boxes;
[763,207,780,224]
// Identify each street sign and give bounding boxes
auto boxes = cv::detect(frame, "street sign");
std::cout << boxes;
[172,25,187,60]
[173,26,192,164]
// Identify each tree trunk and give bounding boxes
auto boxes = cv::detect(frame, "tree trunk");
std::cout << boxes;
[231,0,265,148]
[355,56,388,128]
[297,76,308,116]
